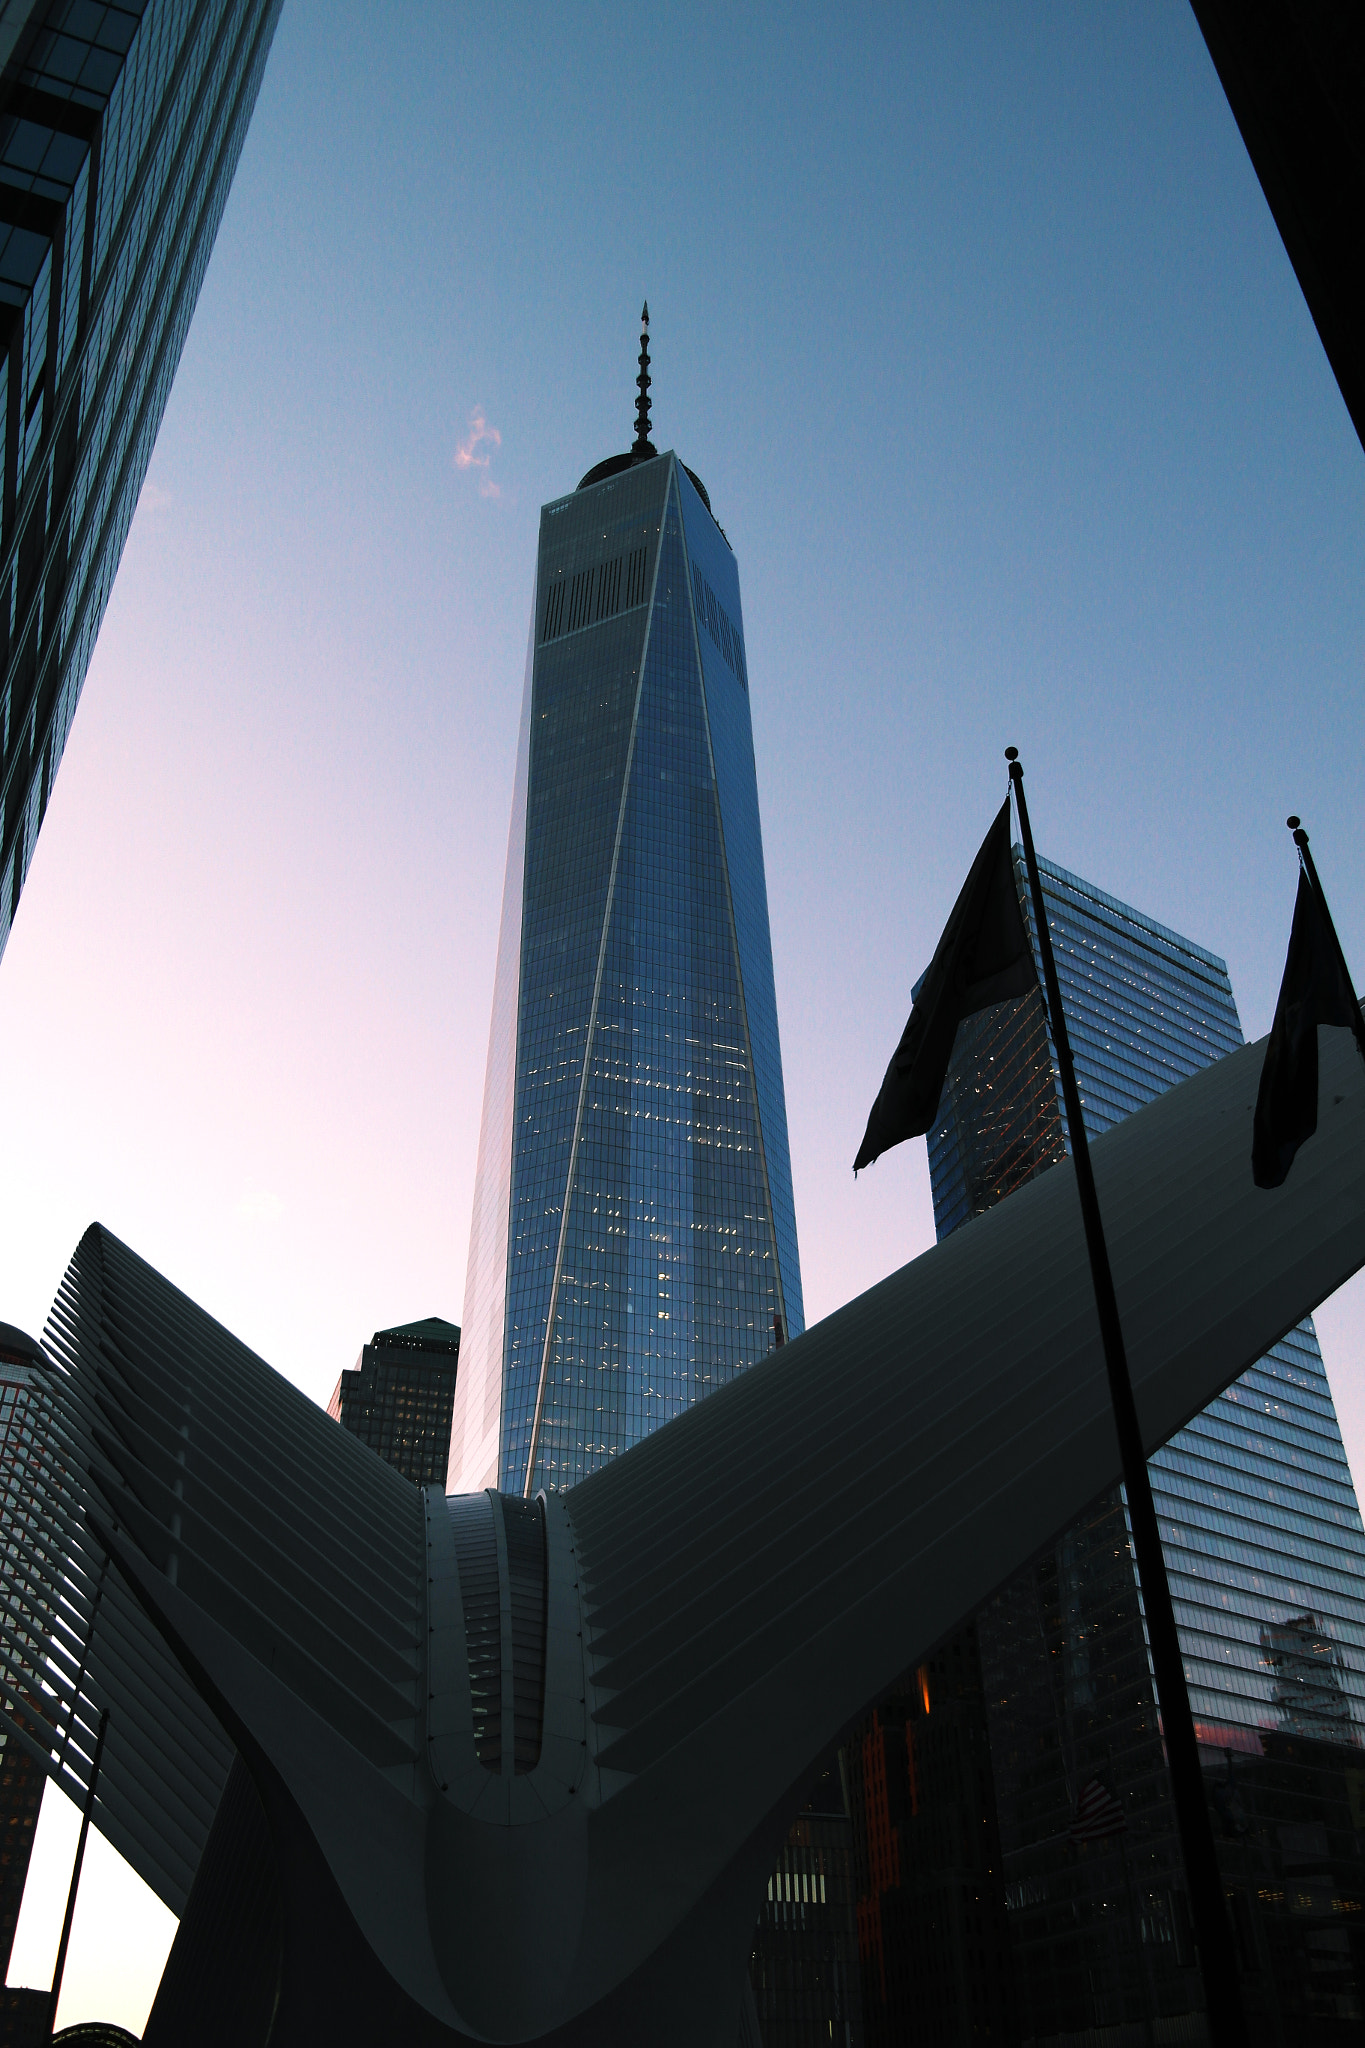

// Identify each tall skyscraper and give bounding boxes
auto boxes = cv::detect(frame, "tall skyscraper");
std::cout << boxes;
[451,310,803,1499]
[0,0,282,963]
[451,321,856,2045]
[328,1316,461,1488]
[850,849,1365,2043]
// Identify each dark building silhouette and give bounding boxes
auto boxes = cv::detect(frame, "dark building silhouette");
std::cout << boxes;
[975,1489,1197,2044]
[328,1318,461,1488]
[0,1737,40,1981]
[845,1632,1012,2048]
[0,0,283,963]
[749,1763,862,2048]
[142,1753,281,2048]
[0,1322,55,1986]
[0,1987,49,2046]
[1191,0,1365,451]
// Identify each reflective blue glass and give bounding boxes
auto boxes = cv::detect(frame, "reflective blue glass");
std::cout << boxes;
[677,464,803,1341]
[454,454,802,1496]
[930,849,1365,1735]
[927,850,1365,2035]
[0,0,284,961]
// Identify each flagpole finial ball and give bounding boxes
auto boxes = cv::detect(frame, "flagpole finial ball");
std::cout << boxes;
[1286,815,1301,831]
[1004,746,1019,762]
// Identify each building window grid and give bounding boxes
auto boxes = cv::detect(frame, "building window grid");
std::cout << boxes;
[492,468,784,1495]
[331,1331,460,1490]
[1,0,280,958]
[918,852,1365,2039]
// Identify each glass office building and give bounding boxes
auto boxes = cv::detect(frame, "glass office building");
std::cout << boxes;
[852,851,1365,2042]
[0,0,282,962]
[932,852,1365,1763]
[328,1316,461,1489]
[451,440,803,1498]
[452,383,852,2042]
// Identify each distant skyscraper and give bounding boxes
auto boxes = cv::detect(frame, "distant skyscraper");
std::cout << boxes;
[0,0,282,962]
[851,850,1365,2042]
[451,310,803,1498]
[328,1317,461,1488]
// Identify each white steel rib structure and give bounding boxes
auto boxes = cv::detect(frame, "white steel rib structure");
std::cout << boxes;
[6,1023,1365,2044]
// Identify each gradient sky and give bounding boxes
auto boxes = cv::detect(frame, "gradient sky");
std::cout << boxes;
[3,1,1364,2027]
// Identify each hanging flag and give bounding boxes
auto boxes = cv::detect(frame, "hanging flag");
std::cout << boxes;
[1070,1778,1127,1843]
[1252,870,1357,1190]
[855,796,1037,1171]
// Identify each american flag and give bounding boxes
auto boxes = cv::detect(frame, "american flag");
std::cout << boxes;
[1070,1778,1127,1842]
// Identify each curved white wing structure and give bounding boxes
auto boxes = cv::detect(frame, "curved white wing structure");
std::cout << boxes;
[11,1024,1365,2044]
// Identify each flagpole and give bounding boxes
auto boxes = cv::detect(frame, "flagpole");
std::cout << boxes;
[1287,816,1365,1068]
[1005,749,1246,2047]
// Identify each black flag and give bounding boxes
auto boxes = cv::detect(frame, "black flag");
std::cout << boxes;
[1252,869,1357,1189]
[855,797,1037,1171]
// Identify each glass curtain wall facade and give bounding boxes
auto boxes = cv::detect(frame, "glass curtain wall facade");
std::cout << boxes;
[450,449,802,1498]
[851,851,1365,2044]
[0,0,282,963]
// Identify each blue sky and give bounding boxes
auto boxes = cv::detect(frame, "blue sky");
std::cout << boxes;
[2,2,1362,2025]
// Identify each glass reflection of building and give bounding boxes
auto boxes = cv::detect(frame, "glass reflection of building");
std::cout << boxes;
[449,388,802,1501]
[0,0,283,964]
[1262,1616,1355,1747]
[850,852,1365,2045]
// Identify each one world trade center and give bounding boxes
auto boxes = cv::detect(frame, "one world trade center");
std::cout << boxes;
[450,310,803,1497]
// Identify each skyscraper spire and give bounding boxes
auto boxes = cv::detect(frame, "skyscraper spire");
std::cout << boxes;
[576,299,711,502]
[632,300,656,457]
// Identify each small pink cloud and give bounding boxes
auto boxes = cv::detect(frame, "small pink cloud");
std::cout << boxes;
[455,408,502,498]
